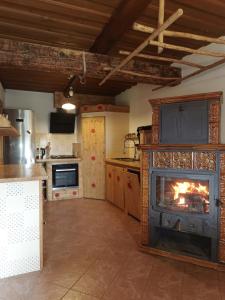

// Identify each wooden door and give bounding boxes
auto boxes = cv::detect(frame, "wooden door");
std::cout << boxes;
[106,164,114,203]
[124,171,140,220]
[82,117,105,199]
[113,166,125,210]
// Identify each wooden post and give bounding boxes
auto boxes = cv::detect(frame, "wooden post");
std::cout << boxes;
[99,8,183,86]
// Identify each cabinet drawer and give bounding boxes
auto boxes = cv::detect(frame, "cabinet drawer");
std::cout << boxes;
[52,188,79,200]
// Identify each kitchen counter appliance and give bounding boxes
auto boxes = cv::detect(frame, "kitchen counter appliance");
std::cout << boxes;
[52,163,79,189]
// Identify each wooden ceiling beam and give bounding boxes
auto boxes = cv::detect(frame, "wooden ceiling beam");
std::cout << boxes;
[90,0,152,54]
[0,38,181,85]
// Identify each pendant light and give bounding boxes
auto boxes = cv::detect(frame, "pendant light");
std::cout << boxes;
[62,86,76,110]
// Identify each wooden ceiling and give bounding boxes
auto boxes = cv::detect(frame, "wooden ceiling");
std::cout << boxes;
[0,0,225,95]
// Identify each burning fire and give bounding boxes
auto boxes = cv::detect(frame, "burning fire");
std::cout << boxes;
[172,181,209,206]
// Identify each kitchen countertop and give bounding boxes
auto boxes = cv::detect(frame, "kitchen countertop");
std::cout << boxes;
[0,164,47,182]
[36,158,82,163]
[105,158,140,170]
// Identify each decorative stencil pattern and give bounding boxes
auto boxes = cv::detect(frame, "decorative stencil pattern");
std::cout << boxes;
[0,181,40,279]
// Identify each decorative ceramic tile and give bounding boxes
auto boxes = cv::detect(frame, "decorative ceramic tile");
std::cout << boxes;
[0,181,40,279]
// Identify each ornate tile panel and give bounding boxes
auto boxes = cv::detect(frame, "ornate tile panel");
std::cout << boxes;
[193,152,216,171]
[153,151,173,168]
[209,122,220,144]
[172,152,193,169]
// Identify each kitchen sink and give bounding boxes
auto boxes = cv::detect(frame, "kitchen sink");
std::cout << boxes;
[113,157,140,162]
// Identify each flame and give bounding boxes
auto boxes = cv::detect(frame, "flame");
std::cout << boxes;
[172,181,209,204]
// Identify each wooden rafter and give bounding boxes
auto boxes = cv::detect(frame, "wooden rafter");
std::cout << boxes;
[90,0,151,54]
[158,0,165,54]
[133,22,225,46]
[103,67,180,81]
[119,50,204,69]
[149,40,225,58]
[0,38,181,86]
[152,58,225,91]
[99,8,183,86]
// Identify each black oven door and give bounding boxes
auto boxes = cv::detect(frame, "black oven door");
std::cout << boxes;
[52,163,79,189]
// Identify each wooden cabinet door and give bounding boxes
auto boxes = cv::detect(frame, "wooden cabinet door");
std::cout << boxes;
[124,171,140,220]
[82,116,105,199]
[113,166,125,210]
[106,164,114,204]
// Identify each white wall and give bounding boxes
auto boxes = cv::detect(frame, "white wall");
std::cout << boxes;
[5,89,54,133]
[5,89,77,155]
[116,62,225,143]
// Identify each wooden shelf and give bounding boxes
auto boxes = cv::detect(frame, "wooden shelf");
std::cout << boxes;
[0,126,19,136]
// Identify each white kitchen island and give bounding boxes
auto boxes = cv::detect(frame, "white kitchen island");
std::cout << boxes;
[0,164,47,279]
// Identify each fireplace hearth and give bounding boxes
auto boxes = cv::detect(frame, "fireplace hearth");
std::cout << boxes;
[150,169,218,261]
[139,91,225,268]
[155,175,210,214]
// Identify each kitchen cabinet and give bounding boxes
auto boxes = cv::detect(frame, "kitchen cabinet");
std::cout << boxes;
[106,162,140,219]
[81,110,129,200]
[106,164,114,204]
[0,114,19,136]
[106,164,124,210]
[124,170,140,220]
[114,166,125,210]
[81,116,105,199]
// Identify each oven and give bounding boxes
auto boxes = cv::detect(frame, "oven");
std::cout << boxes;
[52,163,79,189]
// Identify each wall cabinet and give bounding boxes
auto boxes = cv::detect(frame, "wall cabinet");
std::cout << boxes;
[106,163,140,219]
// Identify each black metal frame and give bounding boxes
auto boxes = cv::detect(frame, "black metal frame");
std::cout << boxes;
[148,151,219,262]
[52,163,79,189]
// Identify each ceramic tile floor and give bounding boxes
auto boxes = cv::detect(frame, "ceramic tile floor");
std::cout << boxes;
[1,198,225,300]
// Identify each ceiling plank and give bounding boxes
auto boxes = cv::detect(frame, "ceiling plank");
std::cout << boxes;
[90,0,152,54]
[0,38,181,86]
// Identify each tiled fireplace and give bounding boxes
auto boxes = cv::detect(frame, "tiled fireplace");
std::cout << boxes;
[140,92,225,268]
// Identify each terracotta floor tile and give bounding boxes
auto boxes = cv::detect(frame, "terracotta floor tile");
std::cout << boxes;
[63,290,99,299]
[1,198,225,300]
[182,268,220,300]
[103,251,153,300]
[0,271,68,300]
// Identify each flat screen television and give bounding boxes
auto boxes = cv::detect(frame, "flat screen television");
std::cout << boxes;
[50,112,75,133]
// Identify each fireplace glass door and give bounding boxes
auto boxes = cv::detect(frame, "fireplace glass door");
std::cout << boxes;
[156,176,210,214]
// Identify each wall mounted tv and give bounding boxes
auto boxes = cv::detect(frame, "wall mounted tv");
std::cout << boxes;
[50,112,75,133]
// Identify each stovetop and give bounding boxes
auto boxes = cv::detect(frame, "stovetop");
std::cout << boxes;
[50,155,77,159]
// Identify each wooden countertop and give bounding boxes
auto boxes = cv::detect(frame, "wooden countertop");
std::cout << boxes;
[105,158,140,170]
[0,164,47,182]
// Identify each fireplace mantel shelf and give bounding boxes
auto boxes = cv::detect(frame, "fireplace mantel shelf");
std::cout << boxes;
[139,144,225,151]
